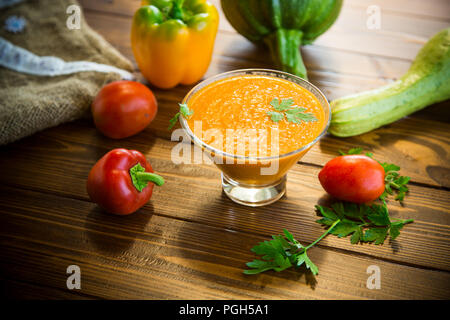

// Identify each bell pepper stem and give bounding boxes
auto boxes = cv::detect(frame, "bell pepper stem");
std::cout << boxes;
[135,172,165,187]
[170,0,185,21]
[130,163,165,192]
[264,29,308,79]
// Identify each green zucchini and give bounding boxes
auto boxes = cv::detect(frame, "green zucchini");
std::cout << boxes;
[220,0,343,79]
[329,27,450,137]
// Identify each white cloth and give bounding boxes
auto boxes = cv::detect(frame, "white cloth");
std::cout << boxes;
[0,37,134,80]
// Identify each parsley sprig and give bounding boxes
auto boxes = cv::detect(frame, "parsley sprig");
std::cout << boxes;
[380,163,410,202]
[315,202,413,245]
[267,98,318,124]
[339,148,411,202]
[245,148,414,277]
[315,148,413,245]
[244,224,339,276]
[168,103,194,130]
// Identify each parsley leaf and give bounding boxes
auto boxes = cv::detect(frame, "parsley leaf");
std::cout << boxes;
[267,98,318,124]
[350,228,363,244]
[380,163,411,202]
[270,98,294,111]
[285,108,318,124]
[389,221,405,240]
[267,111,284,122]
[299,251,319,275]
[339,147,363,155]
[329,220,361,238]
[315,202,413,245]
[244,224,339,276]
[366,203,391,226]
[180,103,193,117]
[363,227,389,245]
[168,103,194,130]
[244,232,296,275]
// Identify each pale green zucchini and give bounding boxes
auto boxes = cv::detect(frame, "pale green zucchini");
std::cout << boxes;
[329,27,450,137]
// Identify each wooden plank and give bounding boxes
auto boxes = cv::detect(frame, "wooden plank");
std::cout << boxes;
[346,0,450,21]
[79,0,141,17]
[315,5,448,59]
[0,279,93,299]
[0,126,449,271]
[1,186,449,299]
[205,32,409,94]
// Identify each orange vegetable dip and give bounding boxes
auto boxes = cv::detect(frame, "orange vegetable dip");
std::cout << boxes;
[186,75,326,157]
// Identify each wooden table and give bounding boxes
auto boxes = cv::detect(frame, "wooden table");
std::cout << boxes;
[1,0,449,300]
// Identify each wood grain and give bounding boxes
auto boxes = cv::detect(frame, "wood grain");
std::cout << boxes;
[80,0,450,22]
[80,0,448,59]
[346,0,450,21]
[1,186,449,299]
[0,123,449,271]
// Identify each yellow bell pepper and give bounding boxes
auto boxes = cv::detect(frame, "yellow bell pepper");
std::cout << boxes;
[131,0,219,89]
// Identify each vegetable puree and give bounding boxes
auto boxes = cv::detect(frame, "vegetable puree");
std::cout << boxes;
[186,75,325,157]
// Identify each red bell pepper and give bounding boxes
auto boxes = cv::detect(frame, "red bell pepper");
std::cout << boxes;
[87,148,164,215]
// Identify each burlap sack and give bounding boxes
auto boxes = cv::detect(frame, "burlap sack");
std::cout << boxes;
[0,0,134,145]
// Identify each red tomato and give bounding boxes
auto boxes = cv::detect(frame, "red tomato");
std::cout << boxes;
[92,81,157,139]
[318,155,385,204]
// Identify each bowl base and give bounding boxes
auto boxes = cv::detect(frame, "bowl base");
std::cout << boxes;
[221,174,286,207]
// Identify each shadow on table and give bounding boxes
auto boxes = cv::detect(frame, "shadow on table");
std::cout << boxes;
[175,190,321,293]
[87,123,158,162]
[84,204,154,255]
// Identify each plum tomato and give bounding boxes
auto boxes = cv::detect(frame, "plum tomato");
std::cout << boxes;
[318,155,385,204]
[92,81,157,139]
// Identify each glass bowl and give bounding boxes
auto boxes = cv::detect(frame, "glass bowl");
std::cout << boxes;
[179,69,331,207]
